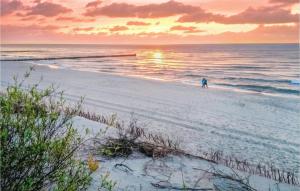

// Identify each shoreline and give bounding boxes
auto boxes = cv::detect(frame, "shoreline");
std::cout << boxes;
[32,61,300,99]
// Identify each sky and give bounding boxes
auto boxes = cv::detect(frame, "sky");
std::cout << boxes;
[0,0,299,44]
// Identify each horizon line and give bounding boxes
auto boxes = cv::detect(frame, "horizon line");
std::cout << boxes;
[1,42,299,46]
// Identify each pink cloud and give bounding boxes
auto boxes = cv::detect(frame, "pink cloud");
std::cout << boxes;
[73,27,94,32]
[126,21,151,26]
[83,0,298,24]
[84,0,199,18]
[15,12,26,17]
[177,8,223,23]
[56,16,96,22]
[170,25,203,33]
[109,26,129,32]
[85,0,102,8]
[269,0,299,6]
[27,2,72,17]
[223,6,299,24]
[178,6,299,24]
[1,0,23,16]
[19,15,37,21]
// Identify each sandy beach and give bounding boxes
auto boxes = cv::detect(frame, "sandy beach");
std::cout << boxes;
[2,61,300,166]
[1,61,300,190]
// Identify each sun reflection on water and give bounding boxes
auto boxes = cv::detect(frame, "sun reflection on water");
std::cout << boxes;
[152,51,164,64]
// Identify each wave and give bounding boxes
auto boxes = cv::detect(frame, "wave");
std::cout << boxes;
[216,83,300,95]
[184,74,208,78]
[291,80,300,85]
[223,77,291,84]
[229,65,269,70]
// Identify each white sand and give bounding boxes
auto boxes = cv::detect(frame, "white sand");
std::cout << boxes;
[73,116,299,191]
[1,61,300,190]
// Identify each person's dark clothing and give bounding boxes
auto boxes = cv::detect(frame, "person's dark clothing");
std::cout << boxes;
[201,78,208,88]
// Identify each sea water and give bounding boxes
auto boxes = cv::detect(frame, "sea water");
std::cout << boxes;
[1,44,299,97]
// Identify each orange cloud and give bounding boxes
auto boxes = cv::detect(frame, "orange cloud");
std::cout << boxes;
[73,27,94,32]
[84,0,198,18]
[127,21,151,26]
[56,16,96,22]
[170,25,203,33]
[109,26,129,32]
[27,2,72,17]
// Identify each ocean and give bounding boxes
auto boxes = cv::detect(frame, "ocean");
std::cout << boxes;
[1,44,299,97]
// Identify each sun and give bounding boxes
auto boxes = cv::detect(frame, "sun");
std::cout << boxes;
[153,52,163,59]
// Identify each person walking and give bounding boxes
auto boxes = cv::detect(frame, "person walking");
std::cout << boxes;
[201,78,208,88]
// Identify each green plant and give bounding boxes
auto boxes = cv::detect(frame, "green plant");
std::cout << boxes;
[0,70,92,191]
[100,173,117,191]
[99,138,134,157]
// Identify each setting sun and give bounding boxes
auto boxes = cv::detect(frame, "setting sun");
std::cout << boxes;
[153,52,163,59]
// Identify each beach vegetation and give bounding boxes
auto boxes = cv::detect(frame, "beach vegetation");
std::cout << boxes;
[78,110,299,186]
[100,173,117,191]
[77,111,181,158]
[92,115,180,158]
[0,70,92,191]
[87,154,100,172]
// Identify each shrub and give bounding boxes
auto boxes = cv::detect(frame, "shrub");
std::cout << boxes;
[0,74,92,191]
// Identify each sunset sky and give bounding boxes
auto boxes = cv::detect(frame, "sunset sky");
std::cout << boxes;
[1,0,299,44]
